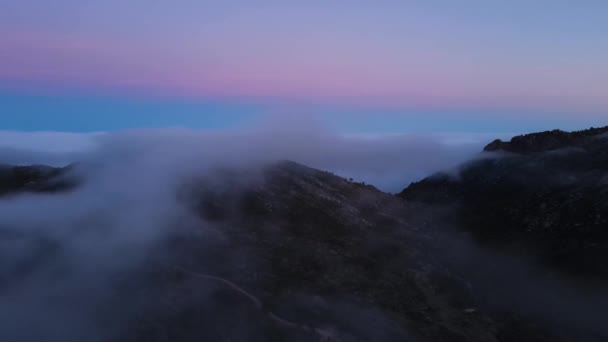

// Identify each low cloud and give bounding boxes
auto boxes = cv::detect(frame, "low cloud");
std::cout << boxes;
[0,116,493,192]
[0,116,495,341]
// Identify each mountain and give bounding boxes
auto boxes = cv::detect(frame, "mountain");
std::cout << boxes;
[2,126,608,341]
[0,164,76,195]
[0,160,567,342]
[399,128,608,280]
[122,161,506,342]
[398,126,608,342]
[483,126,608,154]
[400,126,608,281]
[124,160,608,342]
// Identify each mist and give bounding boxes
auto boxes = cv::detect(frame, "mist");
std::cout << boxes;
[0,143,203,341]
[0,116,490,192]
[1,118,606,341]
[1,117,480,341]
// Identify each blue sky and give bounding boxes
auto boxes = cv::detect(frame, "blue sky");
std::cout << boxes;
[1,91,259,132]
[1,1,606,134]
[2,90,606,134]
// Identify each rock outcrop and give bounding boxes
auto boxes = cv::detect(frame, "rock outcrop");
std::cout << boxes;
[401,126,608,280]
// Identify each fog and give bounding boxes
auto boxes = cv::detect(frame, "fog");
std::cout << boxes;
[0,139,202,341]
[0,116,491,192]
[2,118,469,341]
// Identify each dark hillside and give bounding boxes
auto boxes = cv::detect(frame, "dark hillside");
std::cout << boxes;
[401,127,608,280]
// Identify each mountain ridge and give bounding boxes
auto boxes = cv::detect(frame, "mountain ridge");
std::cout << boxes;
[401,125,608,281]
[483,126,608,154]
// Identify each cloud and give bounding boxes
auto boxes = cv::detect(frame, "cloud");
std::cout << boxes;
[0,131,103,166]
[0,115,492,191]
[0,147,73,166]
[0,139,201,341]
[0,130,102,152]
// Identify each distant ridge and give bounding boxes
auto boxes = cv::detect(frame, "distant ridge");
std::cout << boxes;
[484,126,608,154]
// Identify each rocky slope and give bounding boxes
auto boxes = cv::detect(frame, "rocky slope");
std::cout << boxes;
[2,131,607,341]
[0,161,566,341]
[400,126,608,281]
[484,126,608,154]
[122,161,503,342]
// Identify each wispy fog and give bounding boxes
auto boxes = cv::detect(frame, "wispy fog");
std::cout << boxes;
[0,140,203,341]
[0,116,495,192]
[0,117,505,341]
[0,117,486,341]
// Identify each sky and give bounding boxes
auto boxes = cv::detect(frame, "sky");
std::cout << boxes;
[1,1,607,133]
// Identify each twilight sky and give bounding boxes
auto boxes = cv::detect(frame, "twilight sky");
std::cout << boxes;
[1,1,607,133]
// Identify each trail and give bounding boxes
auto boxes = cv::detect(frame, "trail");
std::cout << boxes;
[169,264,342,342]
